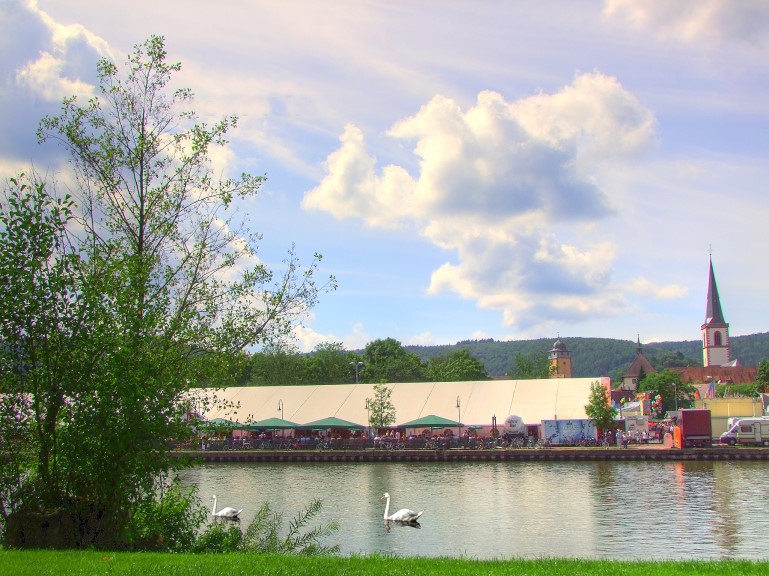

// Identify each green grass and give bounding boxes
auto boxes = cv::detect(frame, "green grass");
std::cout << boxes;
[1,550,768,576]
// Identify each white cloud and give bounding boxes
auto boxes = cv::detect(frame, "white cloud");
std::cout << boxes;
[14,0,112,101]
[603,0,769,46]
[625,277,688,299]
[292,320,370,353]
[303,72,657,333]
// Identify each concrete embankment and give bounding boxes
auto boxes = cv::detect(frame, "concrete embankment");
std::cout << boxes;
[175,446,769,463]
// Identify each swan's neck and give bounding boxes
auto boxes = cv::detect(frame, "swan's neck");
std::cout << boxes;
[212,497,217,515]
[383,495,390,520]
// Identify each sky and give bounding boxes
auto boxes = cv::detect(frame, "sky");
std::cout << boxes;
[2,0,769,353]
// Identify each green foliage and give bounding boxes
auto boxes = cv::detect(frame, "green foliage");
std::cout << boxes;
[426,349,489,382]
[242,498,339,556]
[637,369,696,414]
[126,481,207,552]
[1,36,332,548]
[304,343,360,384]
[362,338,427,383]
[406,334,769,378]
[247,345,309,386]
[366,382,396,430]
[190,522,244,553]
[584,381,617,431]
[755,360,769,393]
[192,498,339,556]
[508,353,552,379]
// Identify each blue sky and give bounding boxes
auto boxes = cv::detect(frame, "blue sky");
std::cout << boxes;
[2,1,768,353]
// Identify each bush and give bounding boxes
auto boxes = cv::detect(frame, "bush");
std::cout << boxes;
[126,481,207,551]
[190,497,339,556]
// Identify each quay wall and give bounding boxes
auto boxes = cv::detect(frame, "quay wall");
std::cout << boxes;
[175,447,769,464]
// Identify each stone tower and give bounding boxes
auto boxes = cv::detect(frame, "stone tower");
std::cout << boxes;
[549,336,572,378]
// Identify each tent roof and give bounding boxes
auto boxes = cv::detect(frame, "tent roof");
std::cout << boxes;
[202,417,244,428]
[398,414,463,428]
[298,416,364,430]
[249,417,300,429]
[191,377,607,428]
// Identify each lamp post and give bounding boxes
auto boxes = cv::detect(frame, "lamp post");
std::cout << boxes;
[350,361,364,384]
[673,383,678,412]
[365,398,371,439]
[456,396,461,444]
[278,399,284,438]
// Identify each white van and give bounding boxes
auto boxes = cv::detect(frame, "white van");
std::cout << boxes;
[720,418,769,446]
[725,415,769,429]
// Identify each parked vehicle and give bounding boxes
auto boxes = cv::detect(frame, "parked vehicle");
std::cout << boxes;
[720,418,769,446]
[674,409,712,448]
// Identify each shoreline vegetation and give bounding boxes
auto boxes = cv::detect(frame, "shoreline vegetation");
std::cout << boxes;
[2,551,768,576]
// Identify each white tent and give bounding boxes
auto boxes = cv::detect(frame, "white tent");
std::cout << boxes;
[191,377,609,428]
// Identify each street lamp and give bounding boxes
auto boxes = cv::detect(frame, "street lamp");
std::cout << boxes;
[673,383,678,412]
[350,361,364,384]
[456,396,461,443]
[278,399,284,437]
[365,398,371,438]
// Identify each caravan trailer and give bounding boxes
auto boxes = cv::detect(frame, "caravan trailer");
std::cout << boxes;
[720,418,769,446]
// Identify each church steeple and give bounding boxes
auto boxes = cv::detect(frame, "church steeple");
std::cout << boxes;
[701,254,730,367]
[705,256,725,324]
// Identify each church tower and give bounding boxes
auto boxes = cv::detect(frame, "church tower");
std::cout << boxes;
[701,256,731,367]
[549,336,572,378]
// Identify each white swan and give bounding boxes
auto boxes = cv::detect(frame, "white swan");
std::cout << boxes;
[381,492,423,522]
[211,494,242,519]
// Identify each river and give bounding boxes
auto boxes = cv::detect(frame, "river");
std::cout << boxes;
[178,460,769,560]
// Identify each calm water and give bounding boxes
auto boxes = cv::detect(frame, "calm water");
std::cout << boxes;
[179,460,769,560]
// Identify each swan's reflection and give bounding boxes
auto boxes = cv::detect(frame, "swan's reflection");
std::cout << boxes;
[384,519,421,531]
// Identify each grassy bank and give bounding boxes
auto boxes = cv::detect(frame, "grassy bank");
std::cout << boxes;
[1,550,767,576]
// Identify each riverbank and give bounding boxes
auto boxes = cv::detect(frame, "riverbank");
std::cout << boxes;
[2,550,767,576]
[175,444,769,463]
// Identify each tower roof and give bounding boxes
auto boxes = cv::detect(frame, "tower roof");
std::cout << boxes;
[705,257,725,324]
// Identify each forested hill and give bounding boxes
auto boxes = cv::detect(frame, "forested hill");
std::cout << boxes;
[405,332,769,379]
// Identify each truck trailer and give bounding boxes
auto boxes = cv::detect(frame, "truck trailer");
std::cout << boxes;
[674,409,712,448]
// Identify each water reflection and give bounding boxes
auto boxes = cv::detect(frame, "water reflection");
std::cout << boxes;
[178,460,769,560]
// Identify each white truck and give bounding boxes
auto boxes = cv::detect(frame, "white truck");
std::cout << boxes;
[720,418,769,446]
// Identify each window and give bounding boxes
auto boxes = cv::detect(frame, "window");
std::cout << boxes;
[714,331,722,346]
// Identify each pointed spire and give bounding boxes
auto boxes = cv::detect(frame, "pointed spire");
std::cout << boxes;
[705,256,725,324]
[636,334,642,355]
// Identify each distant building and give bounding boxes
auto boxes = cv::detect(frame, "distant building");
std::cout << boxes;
[621,336,656,391]
[671,254,756,385]
[701,256,731,367]
[549,336,572,378]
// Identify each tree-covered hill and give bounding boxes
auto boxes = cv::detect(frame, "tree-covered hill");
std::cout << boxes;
[405,332,769,379]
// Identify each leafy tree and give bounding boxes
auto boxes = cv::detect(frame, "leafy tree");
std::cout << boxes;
[366,382,396,431]
[755,360,769,394]
[508,353,552,379]
[1,36,332,548]
[584,380,617,432]
[650,350,699,370]
[426,349,489,382]
[304,342,359,384]
[362,338,426,383]
[0,173,97,518]
[248,345,307,386]
[637,369,696,414]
